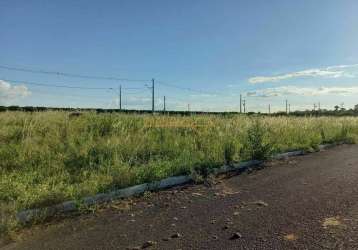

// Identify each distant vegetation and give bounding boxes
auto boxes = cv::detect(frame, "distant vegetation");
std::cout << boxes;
[1,104,358,116]
[1,111,358,235]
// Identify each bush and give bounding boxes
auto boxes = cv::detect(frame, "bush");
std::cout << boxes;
[245,119,274,160]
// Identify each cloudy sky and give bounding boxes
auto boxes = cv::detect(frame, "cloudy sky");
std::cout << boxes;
[1,0,358,112]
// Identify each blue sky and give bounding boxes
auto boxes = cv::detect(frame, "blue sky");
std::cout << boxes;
[1,0,358,112]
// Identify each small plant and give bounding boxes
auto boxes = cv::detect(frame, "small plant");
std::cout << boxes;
[245,119,273,160]
[223,140,236,165]
[339,124,349,141]
[189,169,204,184]
[320,127,326,143]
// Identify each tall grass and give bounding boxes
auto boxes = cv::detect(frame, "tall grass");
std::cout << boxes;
[1,111,358,234]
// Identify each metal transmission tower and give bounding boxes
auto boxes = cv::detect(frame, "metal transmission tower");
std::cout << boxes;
[285,99,288,114]
[119,85,122,110]
[152,79,155,113]
[163,96,166,112]
[240,94,242,113]
[243,100,246,113]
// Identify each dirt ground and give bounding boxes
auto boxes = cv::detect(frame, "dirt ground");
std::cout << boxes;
[3,144,358,250]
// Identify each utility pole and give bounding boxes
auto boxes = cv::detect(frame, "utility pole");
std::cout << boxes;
[243,100,246,113]
[240,94,242,113]
[269,104,271,114]
[285,99,288,114]
[188,104,190,112]
[119,85,122,110]
[163,96,166,112]
[313,103,317,111]
[289,104,291,114]
[318,102,321,111]
[151,78,155,114]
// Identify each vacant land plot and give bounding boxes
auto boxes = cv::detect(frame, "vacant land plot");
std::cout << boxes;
[5,144,358,250]
[1,112,358,234]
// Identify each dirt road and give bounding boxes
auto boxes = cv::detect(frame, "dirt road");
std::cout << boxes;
[4,144,358,250]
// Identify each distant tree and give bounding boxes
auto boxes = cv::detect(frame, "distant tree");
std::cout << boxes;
[8,106,20,111]
[334,105,340,112]
[354,104,358,112]
[23,106,35,112]
[37,107,47,111]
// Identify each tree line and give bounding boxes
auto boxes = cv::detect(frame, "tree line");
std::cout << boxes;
[1,105,358,117]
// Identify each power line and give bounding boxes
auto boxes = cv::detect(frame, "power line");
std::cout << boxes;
[1,78,145,90]
[10,89,151,108]
[0,64,232,97]
[156,80,224,96]
[1,77,152,110]
[0,65,269,112]
[3,78,107,89]
[0,65,150,82]
[125,89,151,95]
[25,89,114,100]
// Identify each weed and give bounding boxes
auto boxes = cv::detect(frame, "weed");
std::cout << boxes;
[245,119,274,160]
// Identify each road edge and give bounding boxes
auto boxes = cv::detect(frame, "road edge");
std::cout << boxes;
[16,143,339,224]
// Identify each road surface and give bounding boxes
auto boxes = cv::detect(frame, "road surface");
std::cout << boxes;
[3,144,358,250]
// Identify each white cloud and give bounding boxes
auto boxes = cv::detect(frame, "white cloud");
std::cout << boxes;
[0,80,31,104]
[246,86,358,98]
[248,64,358,84]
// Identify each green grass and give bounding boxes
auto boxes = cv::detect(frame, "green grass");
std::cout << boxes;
[1,111,358,234]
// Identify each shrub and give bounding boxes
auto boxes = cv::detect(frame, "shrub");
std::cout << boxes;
[244,119,274,160]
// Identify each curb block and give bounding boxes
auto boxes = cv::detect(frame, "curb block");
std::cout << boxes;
[16,143,338,224]
[213,160,263,175]
[16,176,194,224]
[274,150,305,160]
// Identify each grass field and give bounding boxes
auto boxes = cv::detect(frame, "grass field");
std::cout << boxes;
[1,111,358,234]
